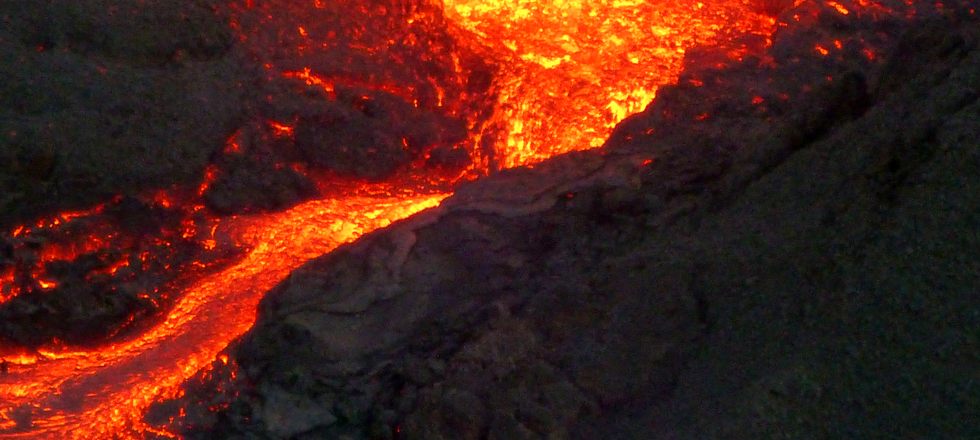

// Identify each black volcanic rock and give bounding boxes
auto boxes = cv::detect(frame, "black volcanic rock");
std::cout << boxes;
[7,0,234,63]
[293,99,411,180]
[203,155,318,215]
[166,3,980,439]
[0,0,248,227]
[0,278,153,348]
[293,90,468,180]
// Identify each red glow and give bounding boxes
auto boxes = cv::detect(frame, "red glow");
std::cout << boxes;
[0,0,810,437]
[197,165,218,197]
[267,121,295,137]
[222,134,242,154]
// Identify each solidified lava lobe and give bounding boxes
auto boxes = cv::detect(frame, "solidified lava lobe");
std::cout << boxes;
[0,0,782,437]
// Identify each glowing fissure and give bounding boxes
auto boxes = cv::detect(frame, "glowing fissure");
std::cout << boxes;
[0,0,782,437]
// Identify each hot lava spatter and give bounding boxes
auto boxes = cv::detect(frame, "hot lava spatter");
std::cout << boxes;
[0,0,782,437]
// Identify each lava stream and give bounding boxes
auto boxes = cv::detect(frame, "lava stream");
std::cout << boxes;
[0,194,445,437]
[0,0,781,437]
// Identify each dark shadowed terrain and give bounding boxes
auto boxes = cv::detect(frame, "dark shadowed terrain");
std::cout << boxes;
[0,0,249,224]
[166,3,979,439]
[2,1,977,439]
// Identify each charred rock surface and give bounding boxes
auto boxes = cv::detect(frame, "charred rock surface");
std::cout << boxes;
[170,4,979,439]
[292,90,467,180]
[202,119,319,215]
[0,0,248,227]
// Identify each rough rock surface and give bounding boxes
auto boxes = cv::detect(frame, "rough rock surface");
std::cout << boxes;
[0,0,483,349]
[171,3,979,439]
[0,0,487,222]
[0,197,243,348]
[292,90,467,180]
[0,0,248,226]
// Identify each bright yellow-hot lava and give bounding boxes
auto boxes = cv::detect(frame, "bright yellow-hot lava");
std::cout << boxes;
[443,0,775,169]
[0,0,778,437]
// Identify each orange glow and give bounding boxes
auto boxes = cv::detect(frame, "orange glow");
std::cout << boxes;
[197,165,218,197]
[0,204,124,306]
[283,68,418,107]
[442,0,775,169]
[0,267,14,304]
[0,192,445,438]
[154,192,174,209]
[267,121,295,137]
[0,0,790,437]
[284,67,335,96]
[36,279,58,290]
[827,1,851,14]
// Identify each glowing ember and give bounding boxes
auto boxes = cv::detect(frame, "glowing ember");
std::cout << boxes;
[0,0,786,437]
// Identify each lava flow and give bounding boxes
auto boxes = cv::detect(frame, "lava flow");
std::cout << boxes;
[0,0,778,437]
[442,0,775,169]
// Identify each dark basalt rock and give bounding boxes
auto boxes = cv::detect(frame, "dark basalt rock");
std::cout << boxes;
[0,239,244,349]
[203,156,318,215]
[165,3,980,439]
[0,196,244,349]
[5,0,234,63]
[0,0,248,228]
[0,280,153,348]
[293,90,468,180]
[293,99,411,180]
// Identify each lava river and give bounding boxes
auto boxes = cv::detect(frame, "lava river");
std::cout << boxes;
[0,0,777,437]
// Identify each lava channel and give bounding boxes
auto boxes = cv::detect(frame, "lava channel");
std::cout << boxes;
[0,0,778,437]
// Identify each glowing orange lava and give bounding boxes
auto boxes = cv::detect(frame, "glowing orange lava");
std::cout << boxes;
[0,193,444,437]
[443,0,775,169]
[0,0,781,437]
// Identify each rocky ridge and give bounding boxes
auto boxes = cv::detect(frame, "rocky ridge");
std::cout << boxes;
[164,1,977,438]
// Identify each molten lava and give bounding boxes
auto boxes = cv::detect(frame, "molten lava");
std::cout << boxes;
[0,193,443,437]
[0,0,784,437]
[442,0,775,168]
